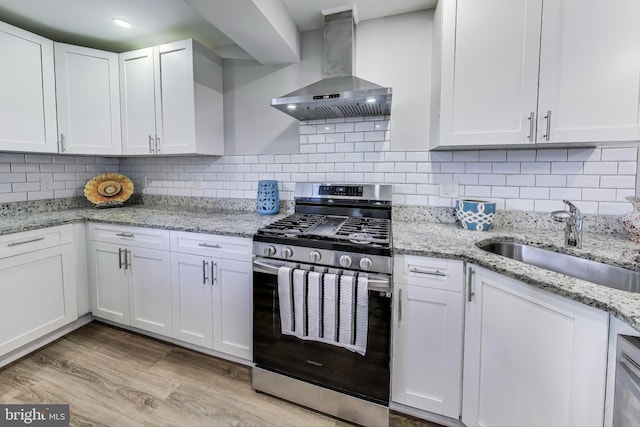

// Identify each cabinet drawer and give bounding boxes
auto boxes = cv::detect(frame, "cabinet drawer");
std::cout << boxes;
[0,225,72,259]
[170,231,251,261]
[88,223,170,250]
[394,255,464,292]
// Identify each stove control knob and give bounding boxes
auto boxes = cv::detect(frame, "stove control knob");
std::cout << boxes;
[264,246,277,257]
[282,247,293,259]
[360,257,373,271]
[339,255,352,268]
[309,251,321,262]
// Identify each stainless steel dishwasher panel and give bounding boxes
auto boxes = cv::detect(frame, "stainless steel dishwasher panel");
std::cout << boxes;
[614,335,640,427]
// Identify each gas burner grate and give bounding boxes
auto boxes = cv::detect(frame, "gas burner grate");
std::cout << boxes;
[258,214,326,235]
[335,217,390,244]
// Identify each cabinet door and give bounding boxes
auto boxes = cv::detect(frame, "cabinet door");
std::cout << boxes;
[437,0,542,147]
[0,21,57,153]
[54,43,122,155]
[0,245,77,356]
[89,241,129,324]
[463,266,608,427]
[128,247,172,336]
[391,283,463,418]
[537,0,640,143]
[212,258,252,360]
[120,47,157,155]
[155,40,196,154]
[171,252,213,348]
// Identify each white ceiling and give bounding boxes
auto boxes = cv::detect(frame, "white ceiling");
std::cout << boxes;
[0,0,436,57]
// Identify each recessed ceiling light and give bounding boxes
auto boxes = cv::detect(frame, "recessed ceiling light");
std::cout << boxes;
[366,97,376,103]
[112,18,131,28]
[287,105,296,110]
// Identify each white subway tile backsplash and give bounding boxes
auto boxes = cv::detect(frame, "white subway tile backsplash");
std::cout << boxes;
[568,148,601,162]
[506,198,534,211]
[336,123,355,133]
[521,162,550,174]
[584,161,618,175]
[551,161,583,175]
[549,187,582,200]
[326,133,345,143]
[492,162,520,174]
[601,147,638,161]
[453,151,479,162]
[600,175,636,189]
[346,132,365,143]
[478,150,506,162]
[441,162,466,173]
[506,175,535,187]
[520,187,549,199]
[479,174,506,186]
[316,144,336,153]
[506,150,536,161]
[466,162,492,174]
[430,151,453,162]
[598,202,628,215]
[582,188,618,202]
[335,143,355,152]
[537,149,567,161]
[354,122,374,132]
[566,175,600,188]
[492,186,519,198]
[536,174,566,187]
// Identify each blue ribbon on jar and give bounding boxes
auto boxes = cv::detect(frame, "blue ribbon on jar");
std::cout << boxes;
[256,180,280,215]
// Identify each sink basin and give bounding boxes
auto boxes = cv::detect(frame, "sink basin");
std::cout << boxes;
[478,240,640,293]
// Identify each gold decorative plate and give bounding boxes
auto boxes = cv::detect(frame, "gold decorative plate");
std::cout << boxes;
[84,173,134,207]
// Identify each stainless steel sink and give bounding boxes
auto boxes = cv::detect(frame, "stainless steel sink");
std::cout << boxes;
[478,240,640,293]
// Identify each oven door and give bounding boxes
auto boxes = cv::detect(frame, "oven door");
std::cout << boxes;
[252,257,392,405]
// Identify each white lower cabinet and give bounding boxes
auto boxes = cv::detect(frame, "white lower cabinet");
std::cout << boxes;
[0,226,77,356]
[170,231,252,361]
[463,265,609,427]
[88,224,172,335]
[391,255,464,419]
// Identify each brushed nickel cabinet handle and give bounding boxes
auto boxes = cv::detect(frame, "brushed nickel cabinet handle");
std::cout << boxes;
[155,136,161,154]
[398,288,402,323]
[202,260,209,284]
[467,266,475,302]
[125,249,131,270]
[7,237,45,247]
[118,248,124,269]
[116,233,134,238]
[543,110,552,141]
[527,112,535,141]
[198,243,222,249]
[212,261,217,285]
[149,135,154,154]
[409,267,446,277]
[59,133,66,152]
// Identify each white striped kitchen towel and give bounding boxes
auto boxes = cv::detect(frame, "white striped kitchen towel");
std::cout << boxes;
[277,266,368,355]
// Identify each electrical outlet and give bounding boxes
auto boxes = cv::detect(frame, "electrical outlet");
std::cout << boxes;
[40,176,53,191]
[439,181,459,198]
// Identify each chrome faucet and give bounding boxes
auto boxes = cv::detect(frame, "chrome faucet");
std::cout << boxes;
[551,200,583,249]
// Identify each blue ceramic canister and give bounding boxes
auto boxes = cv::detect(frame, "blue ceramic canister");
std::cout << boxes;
[456,199,496,231]
[256,180,280,215]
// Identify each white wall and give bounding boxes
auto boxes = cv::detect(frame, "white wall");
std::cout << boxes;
[222,10,432,154]
[356,11,432,152]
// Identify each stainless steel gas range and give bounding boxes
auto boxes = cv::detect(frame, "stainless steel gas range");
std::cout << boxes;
[252,183,393,427]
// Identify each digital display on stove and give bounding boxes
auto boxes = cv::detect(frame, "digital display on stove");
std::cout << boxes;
[319,185,363,197]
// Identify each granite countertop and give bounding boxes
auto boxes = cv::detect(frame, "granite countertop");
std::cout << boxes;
[2,205,640,333]
[393,220,640,332]
[0,205,288,238]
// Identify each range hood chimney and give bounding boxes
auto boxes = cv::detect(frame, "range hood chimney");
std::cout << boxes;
[271,10,392,121]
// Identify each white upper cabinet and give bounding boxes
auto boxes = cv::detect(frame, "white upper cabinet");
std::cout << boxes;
[54,43,122,155]
[431,0,640,149]
[0,21,57,153]
[120,39,224,156]
[537,0,640,144]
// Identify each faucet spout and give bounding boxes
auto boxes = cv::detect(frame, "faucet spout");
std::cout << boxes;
[551,200,583,249]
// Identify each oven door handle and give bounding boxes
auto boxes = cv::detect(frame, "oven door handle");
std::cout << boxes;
[252,259,391,293]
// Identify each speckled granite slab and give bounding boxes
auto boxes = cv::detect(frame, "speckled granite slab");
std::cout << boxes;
[393,220,640,332]
[393,204,626,235]
[0,205,287,238]
[142,195,294,214]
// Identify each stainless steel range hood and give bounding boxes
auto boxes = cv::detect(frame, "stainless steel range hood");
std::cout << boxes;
[271,10,392,121]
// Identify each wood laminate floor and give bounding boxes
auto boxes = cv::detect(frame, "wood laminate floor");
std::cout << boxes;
[0,323,441,427]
